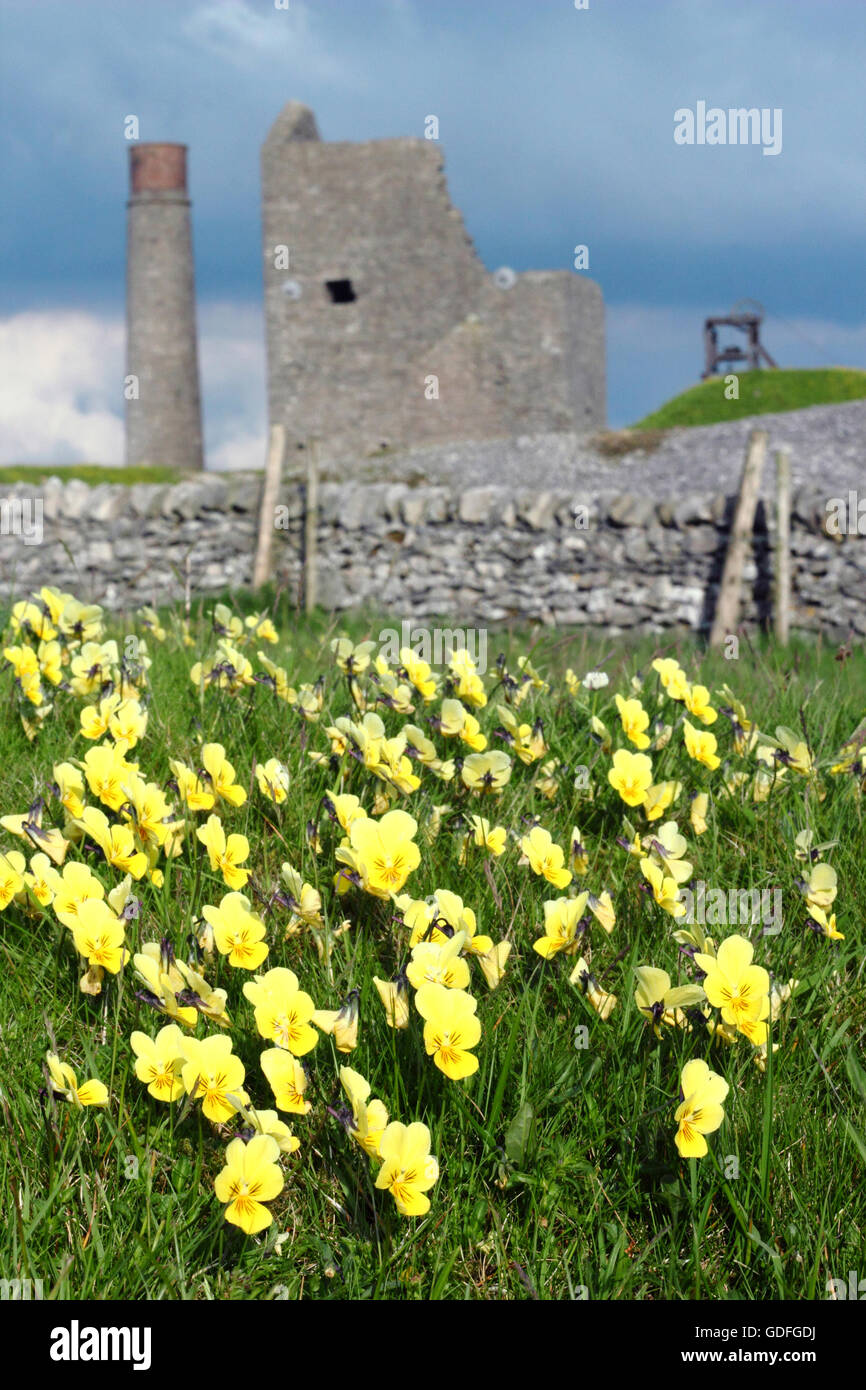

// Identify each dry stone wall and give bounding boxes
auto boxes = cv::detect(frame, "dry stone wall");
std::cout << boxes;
[1,474,863,636]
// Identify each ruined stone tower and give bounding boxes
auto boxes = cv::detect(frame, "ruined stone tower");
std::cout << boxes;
[126,143,204,471]
[261,102,605,466]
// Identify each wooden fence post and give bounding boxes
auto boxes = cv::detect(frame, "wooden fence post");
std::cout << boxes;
[304,441,319,615]
[709,429,768,648]
[252,423,286,591]
[774,446,791,646]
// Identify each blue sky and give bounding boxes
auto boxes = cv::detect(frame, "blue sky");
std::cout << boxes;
[2,0,864,465]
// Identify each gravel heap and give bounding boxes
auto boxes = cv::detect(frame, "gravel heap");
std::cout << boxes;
[308,399,865,499]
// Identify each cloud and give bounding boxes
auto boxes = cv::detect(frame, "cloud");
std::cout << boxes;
[0,311,124,464]
[0,303,268,470]
[181,0,352,83]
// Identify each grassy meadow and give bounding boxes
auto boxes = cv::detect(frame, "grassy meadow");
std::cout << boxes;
[0,588,864,1301]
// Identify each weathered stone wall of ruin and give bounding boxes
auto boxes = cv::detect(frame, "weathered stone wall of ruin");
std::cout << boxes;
[261,105,605,464]
[1,476,862,637]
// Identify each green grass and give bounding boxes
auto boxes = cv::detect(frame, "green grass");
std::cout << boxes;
[631,367,866,430]
[0,464,193,487]
[0,597,864,1300]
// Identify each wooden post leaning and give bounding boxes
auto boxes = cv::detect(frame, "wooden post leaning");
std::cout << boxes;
[709,428,769,649]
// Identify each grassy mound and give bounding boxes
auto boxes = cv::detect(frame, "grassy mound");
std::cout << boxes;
[631,367,866,430]
[0,464,192,486]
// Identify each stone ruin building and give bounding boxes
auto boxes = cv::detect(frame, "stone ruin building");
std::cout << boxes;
[125,103,606,471]
[261,101,606,465]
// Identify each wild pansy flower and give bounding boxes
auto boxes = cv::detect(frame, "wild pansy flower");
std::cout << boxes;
[571,826,589,876]
[313,988,360,1052]
[243,1107,300,1155]
[590,714,612,753]
[170,759,215,812]
[1,800,69,865]
[202,892,268,970]
[173,958,232,1029]
[438,697,487,752]
[683,721,721,771]
[45,1052,108,1109]
[497,705,545,765]
[122,776,178,851]
[608,749,654,807]
[588,890,616,933]
[683,684,717,726]
[255,758,290,805]
[533,895,589,959]
[52,762,86,820]
[800,862,837,913]
[375,1122,439,1217]
[414,983,481,1080]
[201,743,247,808]
[345,809,420,898]
[130,1024,186,1102]
[197,814,250,890]
[640,857,686,918]
[278,862,324,931]
[180,1034,249,1123]
[806,905,844,940]
[690,791,709,835]
[425,888,493,956]
[568,957,618,1019]
[634,966,705,1038]
[243,967,319,1055]
[214,1134,284,1235]
[133,942,199,1029]
[245,612,278,645]
[0,850,26,910]
[257,652,296,704]
[330,636,377,677]
[324,791,367,833]
[70,899,129,975]
[519,825,573,889]
[614,694,651,750]
[641,820,693,884]
[74,806,148,880]
[460,750,512,795]
[674,1059,729,1158]
[642,780,681,822]
[259,1049,312,1114]
[23,852,57,907]
[407,931,471,991]
[476,940,512,990]
[373,973,411,1028]
[339,1066,389,1157]
[652,658,690,702]
[399,646,438,702]
[694,934,770,1045]
[449,648,487,708]
[79,743,139,812]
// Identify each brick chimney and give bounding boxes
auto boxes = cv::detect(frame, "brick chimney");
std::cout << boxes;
[125,143,204,470]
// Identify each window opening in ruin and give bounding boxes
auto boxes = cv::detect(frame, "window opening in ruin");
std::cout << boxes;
[325,279,357,303]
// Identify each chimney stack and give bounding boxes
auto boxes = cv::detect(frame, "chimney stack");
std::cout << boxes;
[125,143,204,470]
